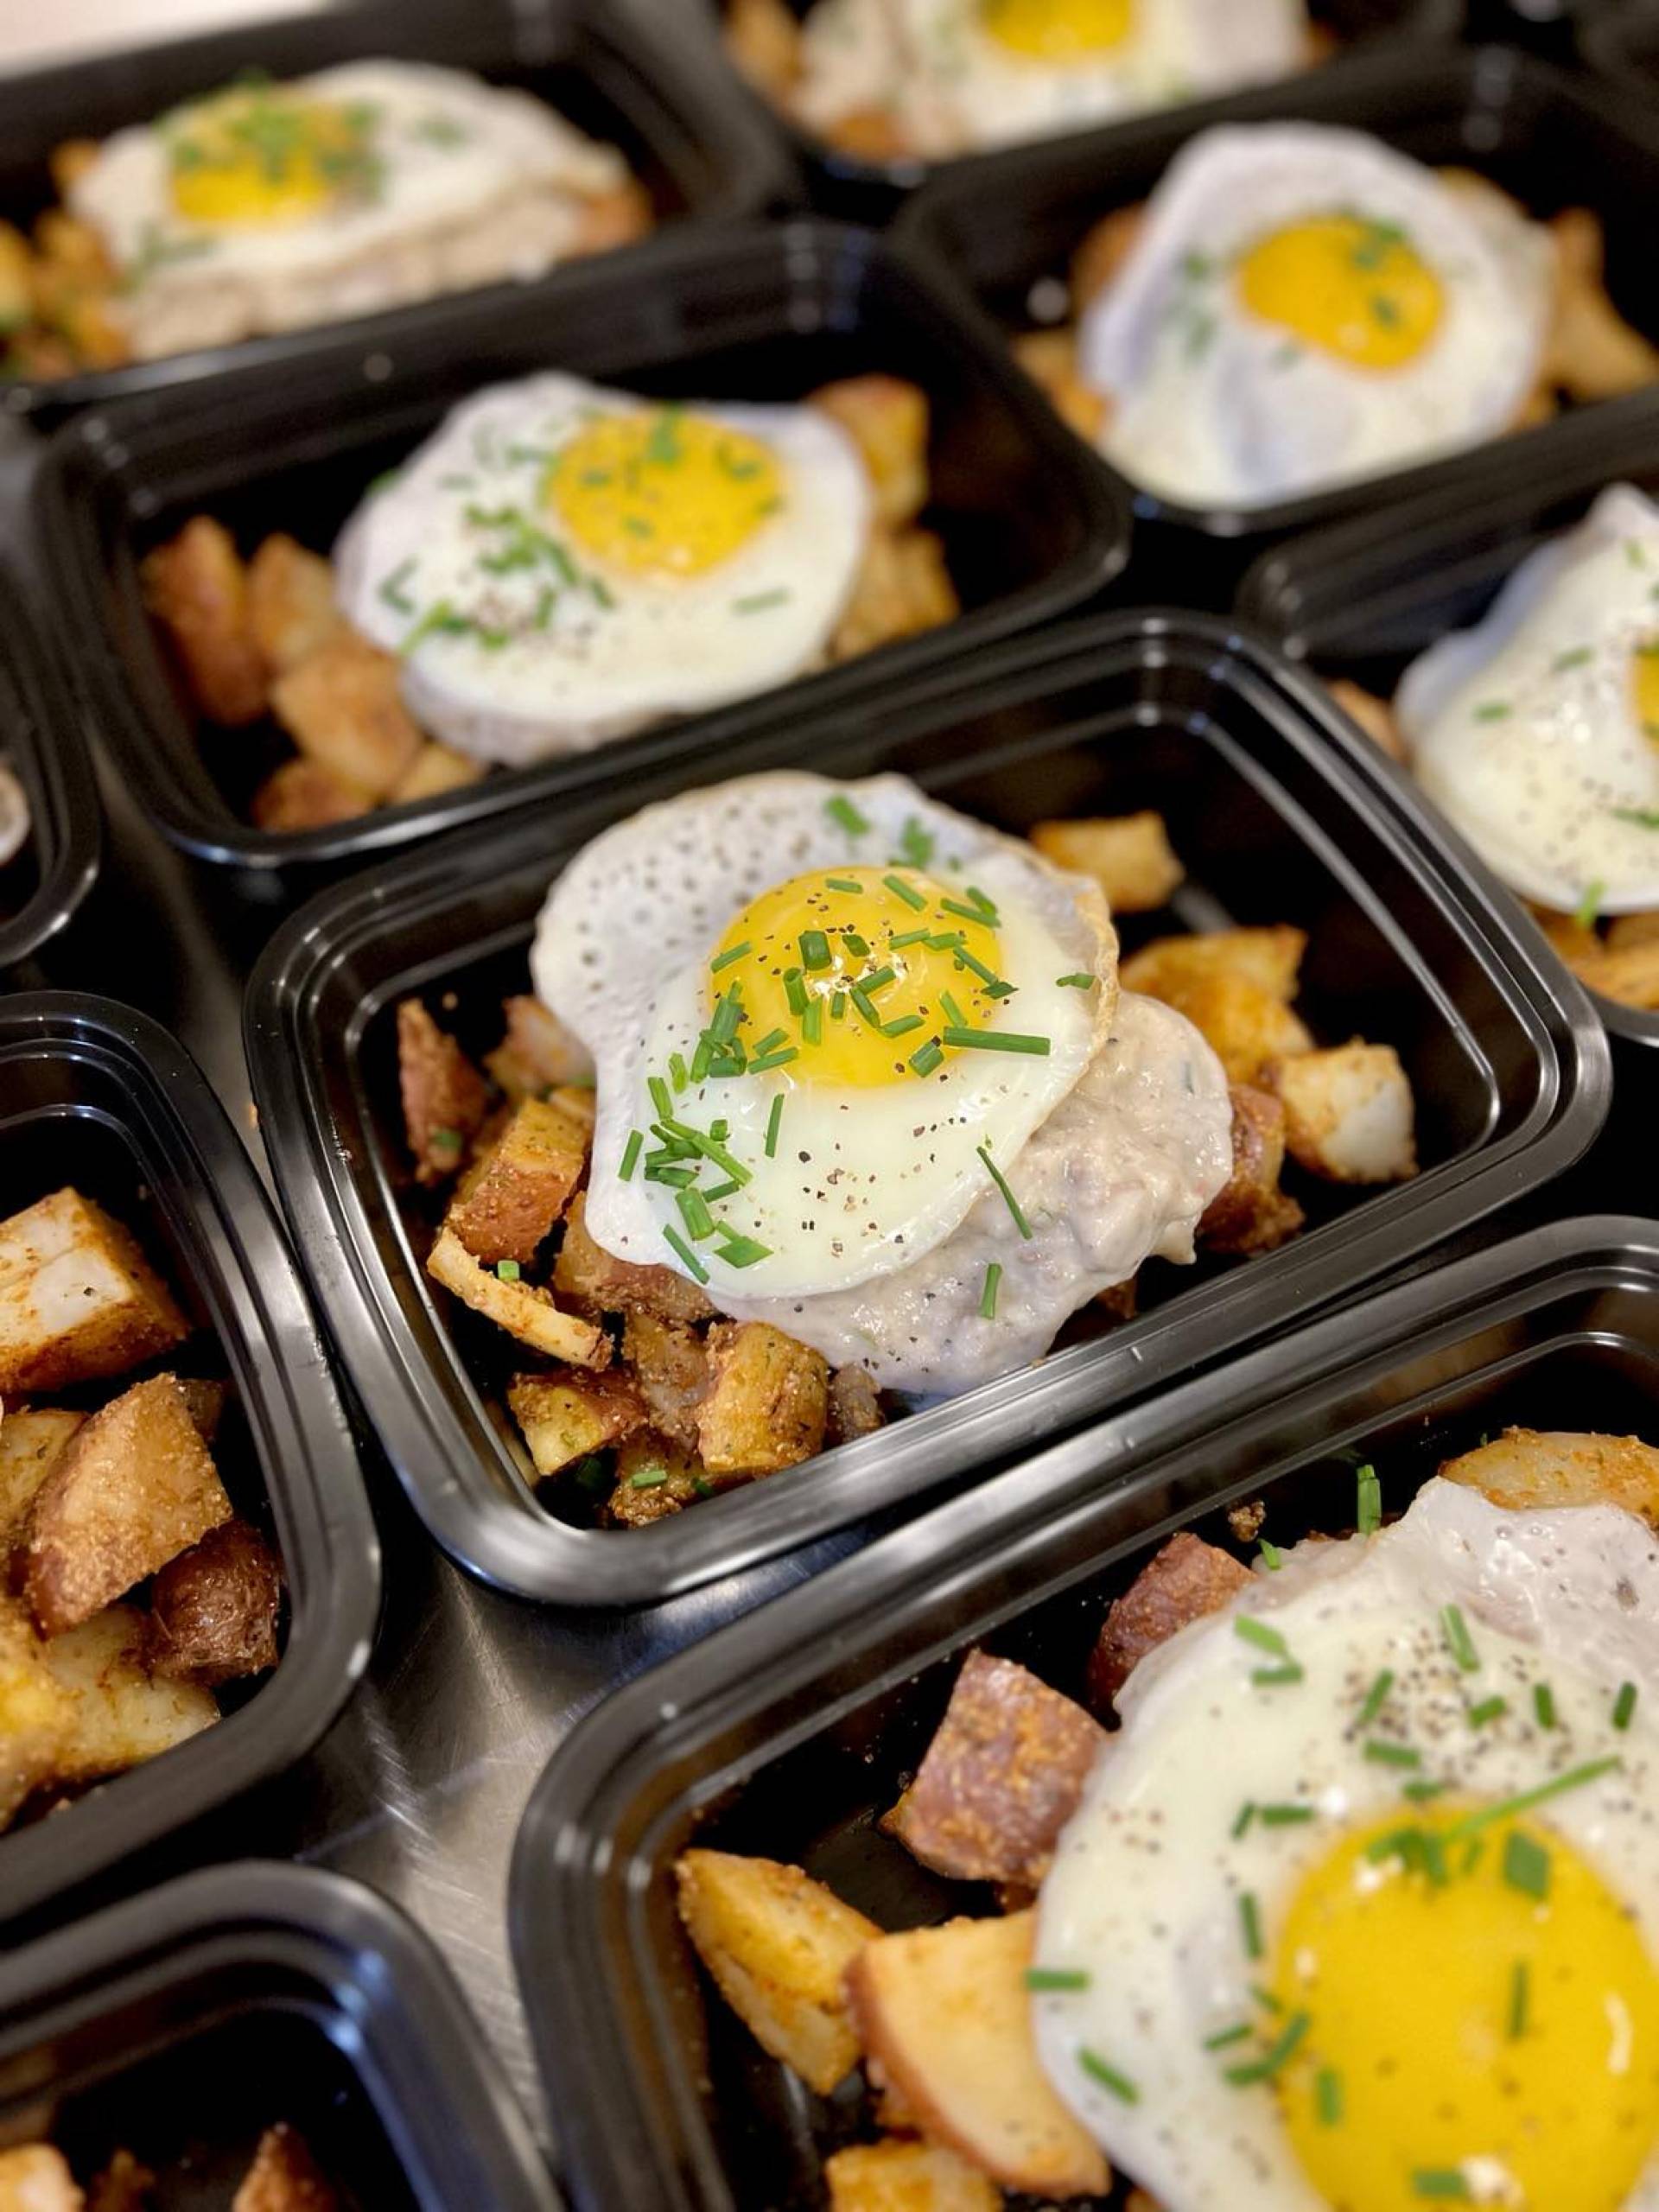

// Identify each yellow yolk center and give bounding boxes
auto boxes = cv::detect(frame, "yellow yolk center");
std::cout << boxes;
[1236,216,1444,371]
[708,867,1008,1090]
[1268,1801,1659,2211]
[551,410,784,581]
[167,89,374,227]
[982,0,1135,58]
[1630,641,1659,749]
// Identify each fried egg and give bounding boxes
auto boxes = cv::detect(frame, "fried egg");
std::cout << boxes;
[1397,485,1659,916]
[1034,1476,1659,2210]
[530,773,1231,1388]
[796,0,1308,159]
[1076,124,1553,509]
[70,60,632,360]
[336,374,870,766]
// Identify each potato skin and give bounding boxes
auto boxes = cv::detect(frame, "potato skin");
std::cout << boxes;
[397,1001,489,1186]
[553,1191,714,1326]
[1088,1531,1253,1713]
[148,1517,283,1686]
[1440,1427,1659,1528]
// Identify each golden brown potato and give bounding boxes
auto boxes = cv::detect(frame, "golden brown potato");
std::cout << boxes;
[825,2139,999,2212]
[484,995,595,1099]
[696,1321,829,1478]
[569,181,654,258]
[883,1649,1105,1886]
[830,526,959,662]
[0,1600,72,1829]
[1266,1042,1417,1185]
[397,1001,490,1186]
[270,636,423,799]
[1141,969,1314,1086]
[1030,814,1184,915]
[1071,205,1146,309]
[443,1096,590,1268]
[142,518,269,726]
[606,1433,712,1526]
[0,1408,84,1544]
[1198,1084,1304,1257]
[726,0,804,99]
[1554,931,1659,1012]
[1087,1531,1252,1713]
[0,226,31,336]
[50,139,100,194]
[251,758,376,833]
[553,1191,715,1326]
[825,109,913,162]
[147,1517,282,1685]
[1544,209,1659,404]
[827,1363,886,1448]
[676,1848,879,2095]
[508,1369,647,1479]
[45,1605,219,1783]
[811,376,931,530]
[246,535,345,675]
[1325,678,1406,762]
[623,1312,709,1452]
[232,2125,339,2212]
[23,1374,232,1638]
[1440,1427,1659,1528]
[387,741,486,806]
[85,2150,156,2212]
[0,1188,189,1398]
[1011,329,1107,443]
[1607,911,1659,954]
[428,1229,610,1367]
[846,1912,1109,2200]
[1122,925,1306,1004]
[0,2145,82,2211]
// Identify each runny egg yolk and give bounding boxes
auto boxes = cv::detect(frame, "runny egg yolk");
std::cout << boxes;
[1268,1801,1659,2210]
[981,0,1135,58]
[1236,216,1444,372]
[551,409,784,582]
[1630,641,1659,750]
[707,868,1007,1090]
[168,91,373,227]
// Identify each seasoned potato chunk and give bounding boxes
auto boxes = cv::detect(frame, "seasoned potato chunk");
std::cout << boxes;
[484,995,595,1098]
[1440,1428,1659,1527]
[86,2149,156,2212]
[1122,925,1306,1004]
[1326,678,1406,762]
[1030,814,1184,915]
[443,1096,589,1267]
[1198,1085,1305,1256]
[1267,1042,1417,1184]
[831,526,959,662]
[883,1650,1105,1886]
[623,1312,708,1451]
[1087,1531,1252,1713]
[246,534,344,675]
[270,635,423,798]
[148,1518,283,1685]
[726,0,804,99]
[45,1605,219,1782]
[427,1230,609,1367]
[0,1189,188,1396]
[1544,208,1659,403]
[676,1849,879,2095]
[1071,205,1146,308]
[387,741,485,806]
[397,1001,489,1185]
[1011,329,1108,443]
[827,1363,886,1448]
[825,2139,999,2212]
[0,2145,82,2211]
[696,1321,829,1478]
[0,1600,72,1829]
[0,226,32,335]
[553,1191,714,1325]
[1131,969,1313,1086]
[141,517,268,726]
[0,1408,84,1543]
[570,180,653,257]
[607,1433,711,1526]
[846,1912,1109,2200]
[23,1375,233,1637]
[251,758,375,834]
[811,377,931,530]
[232,2125,338,2212]
[508,1368,646,1479]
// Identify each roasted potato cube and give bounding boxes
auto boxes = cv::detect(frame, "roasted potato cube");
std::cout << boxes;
[141,517,269,726]
[428,1230,610,1367]
[831,525,959,663]
[444,1096,589,1267]
[0,226,30,336]
[1440,1427,1659,1526]
[0,1408,84,1543]
[846,1912,1109,2200]
[24,1375,233,1637]
[251,757,376,833]
[570,181,654,258]
[883,1649,1105,1886]
[825,2139,999,2212]
[553,1191,714,1325]
[148,1518,282,1685]
[1545,209,1659,403]
[1607,911,1659,954]
[1131,969,1313,1086]
[1326,678,1406,762]
[676,1849,879,2094]
[826,109,913,161]
[1030,813,1184,914]
[1011,329,1107,443]
[1267,1042,1417,1185]
[388,741,485,806]
[1088,1531,1252,1713]
[397,1001,490,1185]
[45,1605,219,1782]
[0,2146,81,2211]
[812,377,931,530]
[86,2150,155,2212]
[1199,1085,1306,1257]
[0,1188,189,1397]
[271,636,423,799]
[623,1312,708,1451]
[232,2125,338,2212]
[509,1368,646,1479]
[1122,925,1306,1004]
[726,0,804,98]
[1071,205,1146,308]
[827,1364,886,1448]
[0,1600,72,1828]
[484,995,595,1099]
[696,1321,829,1478]
[607,1433,712,1526]
[1555,931,1659,1012]
[247,535,344,675]
[50,138,100,194]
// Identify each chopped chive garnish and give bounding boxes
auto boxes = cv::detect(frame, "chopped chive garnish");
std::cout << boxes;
[710,941,750,973]
[1508,1959,1529,2040]
[949,945,1008,991]
[1232,1802,1255,1838]
[802,1000,823,1047]
[1412,2169,1471,2199]
[979,1262,1001,1319]
[899,817,935,867]
[649,1075,672,1122]
[1473,700,1511,721]
[1614,1681,1638,1731]
[860,966,896,996]
[1235,1617,1289,1658]
[714,1233,772,1268]
[784,969,808,1017]
[629,1464,670,1490]
[826,876,862,894]
[976,1143,1033,1239]
[1316,2067,1343,2126]
[495,1260,521,1282]
[749,1047,799,1073]
[751,1028,790,1060]
[849,987,880,1027]
[891,927,932,948]
[1442,1605,1479,1673]
[883,873,928,912]
[1459,1838,1484,1877]
[1224,2010,1309,2086]
[826,795,870,837]
[709,1121,729,1142]
[1574,879,1605,931]
[842,934,870,958]
[1259,1802,1315,1826]
[1077,2050,1138,2104]
[1238,1892,1263,1960]
[880,1014,925,1039]
[669,1052,689,1093]
[663,1225,709,1284]
[1259,1539,1282,1570]
[378,558,417,613]
[1364,1739,1421,1769]
[1358,1669,1395,1726]
[1553,645,1593,671]
[1502,1828,1551,1901]
[677,1187,715,1242]
[1253,1663,1305,1688]
[619,1129,643,1182]
[799,931,831,971]
[940,1027,1052,1056]
[830,993,847,1021]
[939,897,997,927]
[1357,1463,1382,1535]
[1533,1681,1556,1729]
[703,1178,741,1201]
[940,989,968,1029]
[910,1039,944,1076]
[964,886,999,921]
[429,1129,462,1154]
[1468,1695,1508,1728]
[1403,1779,1448,1802]
[733,589,791,614]
[1025,1966,1090,1992]
[1205,2022,1251,2050]
[1056,972,1095,988]
[709,986,744,1046]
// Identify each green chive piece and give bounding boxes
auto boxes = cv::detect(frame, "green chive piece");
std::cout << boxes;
[677,1187,715,1243]
[849,987,880,1028]
[860,966,897,996]
[378,557,417,613]
[1357,1463,1382,1535]
[826,876,862,894]
[1614,1681,1638,1731]
[1553,646,1593,672]
[890,927,932,949]
[1232,1802,1255,1839]
[799,931,831,971]
[1468,1695,1508,1728]
[751,1027,790,1061]
[702,1178,741,1202]
[909,1039,944,1076]
[939,896,998,927]
[898,817,935,868]
[1259,1539,1282,1570]
[1316,2067,1343,2126]
[842,934,870,959]
[1442,1604,1479,1673]
[1238,1892,1263,1961]
[749,1047,799,1073]
[1056,971,1095,988]
[1077,2050,1138,2104]
[1534,1681,1556,1729]
[977,1143,1033,1239]
[1358,1669,1395,1726]
[1574,879,1605,931]
[619,1130,644,1182]
[939,988,968,1028]
[1235,1617,1289,1658]
[802,999,823,1047]
[940,1027,1052,1056]
[1224,2010,1310,2086]
[1026,1966,1090,1993]
[1253,1663,1306,1688]
[1508,1959,1529,2041]
[964,885,1000,921]
[495,1260,520,1282]
[826,795,870,837]
[884,873,928,912]
[710,941,750,973]
[1460,1838,1485,1877]
[1259,1803,1315,1826]
[1412,2169,1471,2199]
[1473,700,1511,721]
[1250,1983,1282,2013]
[669,1052,689,1093]
[784,969,808,1017]
[714,1233,772,1268]
[733,588,791,614]
[1204,2023,1251,2050]
[429,1129,462,1154]
[831,993,847,1021]
[948,944,1007,991]
[1364,1739,1421,1769]
[649,1075,672,1122]
[629,1464,670,1491]
[663,1225,709,1284]
[1502,1828,1551,1901]
[880,1014,925,1039]
[1403,1779,1448,1803]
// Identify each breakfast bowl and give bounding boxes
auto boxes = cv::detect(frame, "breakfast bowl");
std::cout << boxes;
[245,612,1605,1610]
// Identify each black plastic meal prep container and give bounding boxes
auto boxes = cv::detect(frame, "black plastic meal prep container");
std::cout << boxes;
[35,217,1128,887]
[893,42,1659,604]
[0,0,793,429]
[0,1859,558,2209]
[245,610,1606,1611]
[0,993,379,1930]
[1234,387,1659,1062]
[0,566,100,974]
[508,1208,1659,2212]
[1581,0,1659,89]
[695,0,1464,225]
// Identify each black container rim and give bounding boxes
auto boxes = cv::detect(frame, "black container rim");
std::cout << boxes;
[0,993,380,1925]
[892,41,1659,543]
[506,1206,1659,2212]
[0,1859,560,2211]
[0,563,101,971]
[0,0,797,427]
[1580,0,1659,81]
[245,608,1609,1609]
[36,216,1130,877]
[1231,384,1659,1051]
